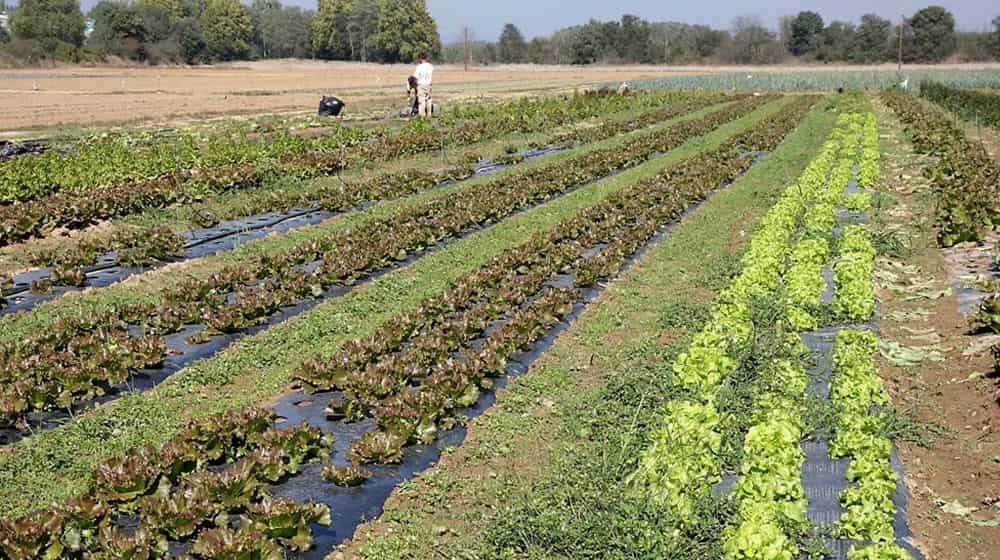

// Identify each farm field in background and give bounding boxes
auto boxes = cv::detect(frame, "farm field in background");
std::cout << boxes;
[4,61,1000,137]
[628,63,1000,91]
[0,69,998,560]
[0,60,702,136]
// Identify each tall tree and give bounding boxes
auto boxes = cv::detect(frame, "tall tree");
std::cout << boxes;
[778,15,794,52]
[261,5,312,58]
[0,0,9,44]
[906,5,957,62]
[173,16,205,62]
[648,21,721,63]
[347,0,378,61]
[525,36,555,63]
[690,25,724,59]
[852,13,892,62]
[567,19,608,64]
[993,15,1000,57]
[248,0,278,57]
[137,0,183,20]
[617,14,651,62]
[180,0,206,18]
[371,0,440,63]
[136,2,174,43]
[955,31,994,62]
[724,15,781,64]
[789,10,823,56]
[88,0,145,51]
[311,0,350,59]
[815,20,855,61]
[497,22,525,63]
[199,0,251,60]
[10,0,86,48]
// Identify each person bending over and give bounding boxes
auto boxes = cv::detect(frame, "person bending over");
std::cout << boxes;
[407,75,420,116]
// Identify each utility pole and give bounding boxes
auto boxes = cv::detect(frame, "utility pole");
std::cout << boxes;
[897,15,904,72]
[463,26,471,72]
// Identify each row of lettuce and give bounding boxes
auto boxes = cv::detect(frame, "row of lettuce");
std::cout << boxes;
[910,84,1000,395]
[628,107,914,558]
[920,81,1000,129]
[981,255,1000,372]
[0,93,688,207]
[0,409,337,558]
[883,89,1000,247]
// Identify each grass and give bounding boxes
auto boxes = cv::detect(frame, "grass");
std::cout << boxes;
[342,96,839,560]
[0,96,793,520]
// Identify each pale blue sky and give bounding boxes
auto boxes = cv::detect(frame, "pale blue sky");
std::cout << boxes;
[424,0,993,41]
[67,0,994,40]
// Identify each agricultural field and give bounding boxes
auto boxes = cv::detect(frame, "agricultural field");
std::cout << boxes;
[628,65,1000,92]
[0,72,999,560]
[0,61,698,137]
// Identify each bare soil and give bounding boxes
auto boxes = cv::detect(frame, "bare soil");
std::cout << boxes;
[874,100,1000,560]
[0,60,693,135]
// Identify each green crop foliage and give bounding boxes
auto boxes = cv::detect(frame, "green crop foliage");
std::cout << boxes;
[921,81,1000,128]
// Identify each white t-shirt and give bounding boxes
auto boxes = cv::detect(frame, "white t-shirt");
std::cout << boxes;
[414,62,434,86]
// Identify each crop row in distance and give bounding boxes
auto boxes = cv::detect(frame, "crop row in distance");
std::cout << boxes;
[916,82,1000,415]
[921,81,1000,128]
[882,89,1000,247]
[626,68,1000,92]
[0,92,702,241]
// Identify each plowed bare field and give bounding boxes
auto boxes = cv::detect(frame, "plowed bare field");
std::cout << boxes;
[0,60,694,135]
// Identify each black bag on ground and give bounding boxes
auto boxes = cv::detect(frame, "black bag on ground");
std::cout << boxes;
[318,96,345,116]
[0,140,46,162]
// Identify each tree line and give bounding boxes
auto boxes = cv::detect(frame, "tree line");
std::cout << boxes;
[0,1,998,66]
[446,7,1000,66]
[0,0,440,64]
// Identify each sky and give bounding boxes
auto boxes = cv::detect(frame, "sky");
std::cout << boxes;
[62,0,994,40]
[423,0,993,42]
